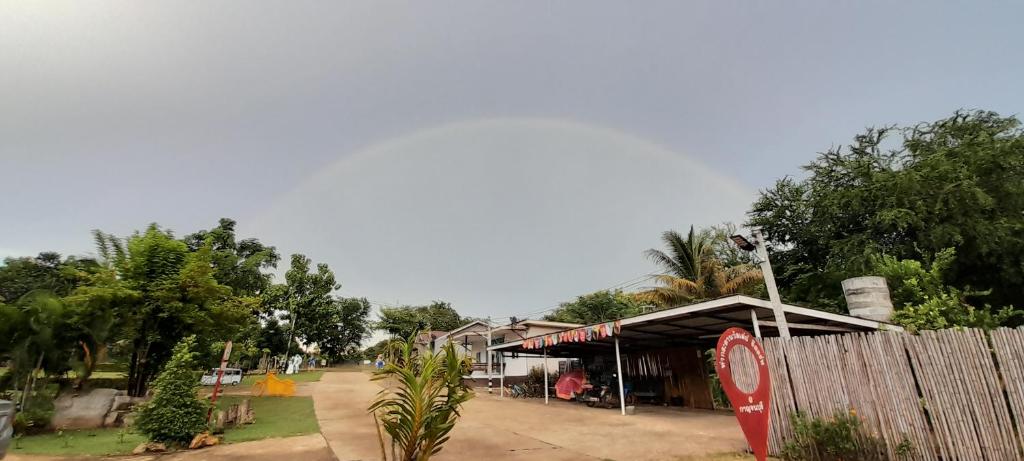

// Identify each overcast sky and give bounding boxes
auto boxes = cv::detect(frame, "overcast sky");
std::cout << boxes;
[2,1,1022,320]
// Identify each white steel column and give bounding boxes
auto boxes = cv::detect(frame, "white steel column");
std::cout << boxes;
[614,337,626,416]
[542,347,549,405]
[750,309,762,338]
[486,317,493,394]
[499,352,505,398]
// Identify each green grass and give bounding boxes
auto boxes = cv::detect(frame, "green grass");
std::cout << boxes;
[12,429,148,456]
[214,395,319,443]
[240,370,324,386]
[13,395,320,456]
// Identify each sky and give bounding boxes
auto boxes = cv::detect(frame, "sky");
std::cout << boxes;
[2,1,1022,321]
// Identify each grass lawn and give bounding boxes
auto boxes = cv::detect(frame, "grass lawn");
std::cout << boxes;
[12,395,320,456]
[240,369,323,386]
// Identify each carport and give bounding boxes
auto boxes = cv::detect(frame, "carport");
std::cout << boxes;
[488,294,894,415]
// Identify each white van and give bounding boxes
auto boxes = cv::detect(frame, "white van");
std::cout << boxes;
[200,368,243,386]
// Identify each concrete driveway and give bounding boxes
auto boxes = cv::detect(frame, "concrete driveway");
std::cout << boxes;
[314,370,746,461]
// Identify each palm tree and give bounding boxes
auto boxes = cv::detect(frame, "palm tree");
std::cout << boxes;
[639,226,763,307]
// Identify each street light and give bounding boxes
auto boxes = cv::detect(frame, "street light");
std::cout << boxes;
[729,234,756,252]
[731,229,791,339]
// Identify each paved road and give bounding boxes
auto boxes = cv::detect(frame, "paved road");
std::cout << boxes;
[314,370,746,461]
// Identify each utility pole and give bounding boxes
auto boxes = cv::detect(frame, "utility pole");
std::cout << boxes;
[752,228,791,339]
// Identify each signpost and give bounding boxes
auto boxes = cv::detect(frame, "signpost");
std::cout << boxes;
[207,340,233,421]
[716,328,770,461]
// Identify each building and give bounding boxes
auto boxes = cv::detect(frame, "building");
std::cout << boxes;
[432,319,582,386]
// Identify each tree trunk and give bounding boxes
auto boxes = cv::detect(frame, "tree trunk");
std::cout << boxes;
[19,352,45,411]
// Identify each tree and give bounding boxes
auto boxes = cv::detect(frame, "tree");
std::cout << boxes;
[256,317,290,357]
[134,336,209,444]
[544,290,643,324]
[639,226,763,307]
[263,254,340,357]
[376,301,466,338]
[368,338,473,461]
[872,249,1023,331]
[82,225,237,396]
[183,218,280,297]
[0,253,99,303]
[0,291,77,391]
[304,297,372,361]
[749,110,1024,312]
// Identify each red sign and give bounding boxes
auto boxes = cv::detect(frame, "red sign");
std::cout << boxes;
[716,328,770,461]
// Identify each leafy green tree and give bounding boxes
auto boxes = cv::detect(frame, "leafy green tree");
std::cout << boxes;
[0,253,99,303]
[872,249,1023,330]
[255,317,290,357]
[377,307,425,339]
[183,218,280,297]
[544,290,642,324]
[134,336,209,444]
[376,301,466,338]
[639,226,763,307]
[264,254,340,357]
[0,292,77,390]
[749,110,1024,311]
[305,297,372,361]
[84,225,236,396]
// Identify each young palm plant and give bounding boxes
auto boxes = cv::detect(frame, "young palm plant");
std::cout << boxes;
[368,336,473,461]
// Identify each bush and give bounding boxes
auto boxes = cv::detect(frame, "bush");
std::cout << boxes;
[780,411,895,461]
[524,366,558,388]
[133,336,210,444]
[12,381,57,435]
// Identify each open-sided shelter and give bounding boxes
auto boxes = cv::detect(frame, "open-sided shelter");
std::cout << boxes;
[489,295,898,414]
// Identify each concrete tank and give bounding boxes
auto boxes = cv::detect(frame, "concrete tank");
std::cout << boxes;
[841,276,894,322]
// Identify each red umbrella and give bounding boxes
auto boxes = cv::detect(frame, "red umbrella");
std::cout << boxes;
[555,370,586,400]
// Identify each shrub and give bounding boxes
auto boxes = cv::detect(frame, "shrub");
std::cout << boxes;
[133,336,209,444]
[524,366,558,388]
[780,411,892,461]
[12,381,57,435]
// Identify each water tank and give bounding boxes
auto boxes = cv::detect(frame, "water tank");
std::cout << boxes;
[841,276,894,322]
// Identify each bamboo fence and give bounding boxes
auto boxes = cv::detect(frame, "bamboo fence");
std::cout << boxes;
[733,327,1024,460]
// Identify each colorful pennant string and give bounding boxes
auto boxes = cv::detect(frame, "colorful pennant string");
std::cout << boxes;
[521,320,622,350]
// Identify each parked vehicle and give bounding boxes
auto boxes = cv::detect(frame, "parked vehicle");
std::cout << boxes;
[0,399,13,460]
[200,368,243,386]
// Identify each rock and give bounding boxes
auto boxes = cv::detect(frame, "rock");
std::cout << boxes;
[103,412,119,428]
[189,432,220,449]
[52,388,120,429]
[111,396,134,411]
[132,442,167,455]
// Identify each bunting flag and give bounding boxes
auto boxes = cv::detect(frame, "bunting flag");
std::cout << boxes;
[521,320,624,350]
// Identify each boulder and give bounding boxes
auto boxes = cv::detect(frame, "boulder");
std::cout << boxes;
[111,396,134,412]
[189,432,220,449]
[132,442,167,455]
[52,388,119,429]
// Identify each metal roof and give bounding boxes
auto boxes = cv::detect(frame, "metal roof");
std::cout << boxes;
[488,295,899,357]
